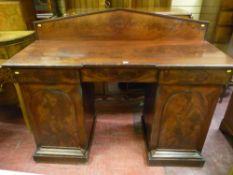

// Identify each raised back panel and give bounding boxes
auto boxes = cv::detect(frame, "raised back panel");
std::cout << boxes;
[34,9,207,42]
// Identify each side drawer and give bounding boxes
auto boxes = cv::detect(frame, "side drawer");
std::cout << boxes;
[159,69,232,85]
[13,69,80,84]
[81,68,157,82]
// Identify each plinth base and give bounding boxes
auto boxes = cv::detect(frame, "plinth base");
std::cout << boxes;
[33,146,88,164]
[148,149,205,166]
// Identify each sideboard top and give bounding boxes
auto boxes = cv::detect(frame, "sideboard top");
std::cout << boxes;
[34,9,207,42]
[3,40,233,68]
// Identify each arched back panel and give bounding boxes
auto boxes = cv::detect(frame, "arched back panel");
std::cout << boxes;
[34,9,207,42]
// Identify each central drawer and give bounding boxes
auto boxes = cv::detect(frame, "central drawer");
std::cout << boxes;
[81,68,157,82]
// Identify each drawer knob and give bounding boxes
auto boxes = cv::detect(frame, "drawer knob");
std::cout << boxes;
[201,24,205,28]
[14,71,20,75]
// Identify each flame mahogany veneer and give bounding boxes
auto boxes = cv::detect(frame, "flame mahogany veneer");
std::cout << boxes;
[3,9,233,166]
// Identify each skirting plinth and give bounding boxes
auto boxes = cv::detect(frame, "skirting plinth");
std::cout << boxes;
[148,149,205,166]
[33,146,88,164]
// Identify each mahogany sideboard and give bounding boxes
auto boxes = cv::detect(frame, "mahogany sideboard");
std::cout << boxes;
[3,9,233,166]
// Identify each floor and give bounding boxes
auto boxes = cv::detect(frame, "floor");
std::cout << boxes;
[0,90,232,175]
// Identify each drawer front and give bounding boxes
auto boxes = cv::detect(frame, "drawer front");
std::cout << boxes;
[159,69,232,85]
[81,68,157,82]
[13,69,80,84]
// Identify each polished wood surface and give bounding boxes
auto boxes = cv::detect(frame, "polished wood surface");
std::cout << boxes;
[34,9,206,41]
[5,40,233,67]
[64,7,192,97]
[3,9,233,166]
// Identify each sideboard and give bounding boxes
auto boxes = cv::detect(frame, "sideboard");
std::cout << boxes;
[3,9,233,166]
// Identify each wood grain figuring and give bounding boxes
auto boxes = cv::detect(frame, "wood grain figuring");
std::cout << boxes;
[159,69,232,85]
[3,9,233,165]
[3,40,233,68]
[81,68,157,82]
[143,85,222,150]
[34,9,207,41]
[21,84,83,147]
[18,73,95,161]
[13,69,80,84]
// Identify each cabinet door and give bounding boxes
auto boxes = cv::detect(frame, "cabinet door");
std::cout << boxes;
[20,84,87,148]
[149,85,222,151]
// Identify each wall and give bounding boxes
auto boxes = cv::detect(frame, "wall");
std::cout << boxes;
[171,0,203,19]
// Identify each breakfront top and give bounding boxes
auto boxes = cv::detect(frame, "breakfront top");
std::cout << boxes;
[3,9,233,68]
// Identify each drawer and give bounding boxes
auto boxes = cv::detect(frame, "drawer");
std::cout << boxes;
[81,68,157,82]
[13,69,80,84]
[218,12,233,25]
[159,69,232,85]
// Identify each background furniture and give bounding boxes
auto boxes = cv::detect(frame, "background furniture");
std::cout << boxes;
[65,0,171,10]
[0,1,35,130]
[2,0,36,29]
[200,0,233,51]
[3,9,233,166]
